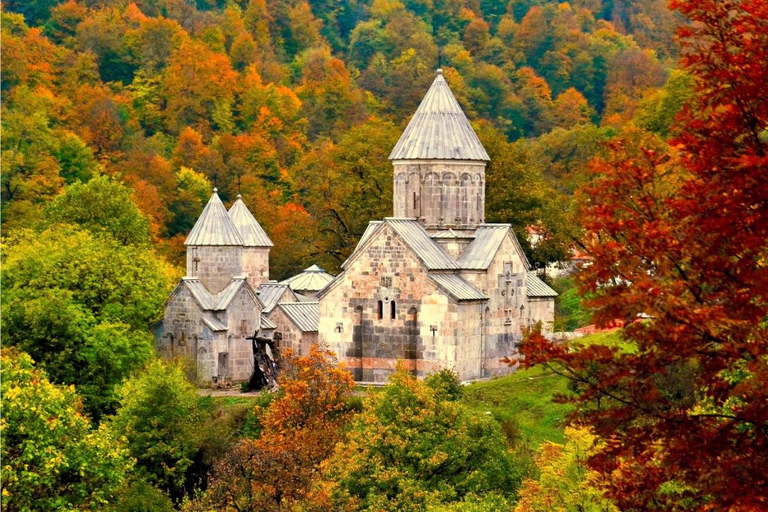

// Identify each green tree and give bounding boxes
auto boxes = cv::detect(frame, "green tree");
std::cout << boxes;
[110,359,220,502]
[1,226,174,418]
[1,348,132,511]
[43,175,152,245]
[321,366,523,511]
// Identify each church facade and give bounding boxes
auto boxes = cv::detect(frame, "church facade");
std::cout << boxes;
[156,69,555,384]
[317,69,556,383]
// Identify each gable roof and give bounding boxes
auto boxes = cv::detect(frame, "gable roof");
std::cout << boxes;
[185,189,244,246]
[389,69,489,162]
[387,219,459,270]
[176,277,260,312]
[526,272,558,298]
[202,316,227,332]
[228,195,274,247]
[280,264,335,292]
[277,302,319,332]
[457,225,530,270]
[260,316,277,330]
[342,219,458,271]
[428,274,488,302]
[257,283,296,314]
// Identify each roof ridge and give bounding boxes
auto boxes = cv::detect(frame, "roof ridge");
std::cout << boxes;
[228,196,274,247]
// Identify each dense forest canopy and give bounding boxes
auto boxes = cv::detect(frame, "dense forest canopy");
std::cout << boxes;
[2,0,686,278]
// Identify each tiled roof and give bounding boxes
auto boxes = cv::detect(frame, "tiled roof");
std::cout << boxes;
[278,302,319,332]
[389,70,489,162]
[429,274,488,301]
[280,264,335,292]
[526,272,558,298]
[257,283,295,314]
[387,219,459,270]
[228,195,273,247]
[185,189,244,246]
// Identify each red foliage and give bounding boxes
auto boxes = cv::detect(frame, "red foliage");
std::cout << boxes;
[516,1,768,509]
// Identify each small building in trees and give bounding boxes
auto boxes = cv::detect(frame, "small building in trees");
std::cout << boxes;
[156,191,275,382]
[317,69,557,383]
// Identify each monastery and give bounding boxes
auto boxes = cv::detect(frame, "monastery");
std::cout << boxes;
[156,69,556,383]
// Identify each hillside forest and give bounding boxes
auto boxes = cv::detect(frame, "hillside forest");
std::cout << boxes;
[2,0,767,511]
[2,0,690,277]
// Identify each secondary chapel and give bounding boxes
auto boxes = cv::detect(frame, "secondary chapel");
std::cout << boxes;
[155,69,557,383]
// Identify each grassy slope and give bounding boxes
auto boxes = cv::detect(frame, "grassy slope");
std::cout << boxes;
[462,330,624,446]
[212,331,625,446]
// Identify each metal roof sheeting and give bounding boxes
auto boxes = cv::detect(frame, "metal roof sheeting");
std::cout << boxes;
[457,225,510,270]
[202,316,227,332]
[389,70,490,162]
[387,219,459,270]
[430,229,476,239]
[526,272,558,297]
[429,274,488,301]
[185,189,244,246]
[257,283,295,314]
[280,264,335,292]
[260,316,277,330]
[182,278,218,310]
[228,196,274,247]
[278,302,319,332]
[216,278,248,310]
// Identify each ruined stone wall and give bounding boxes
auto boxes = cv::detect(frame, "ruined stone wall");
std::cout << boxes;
[218,287,260,380]
[269,307,304,355]
[393,161,486,229]
[241,247,270,288]
[319,225,454,382]
[528,297,555,332]
[186,245,242,294]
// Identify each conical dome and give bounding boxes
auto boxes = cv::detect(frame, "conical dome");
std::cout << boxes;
[228,195,274,247]
[389,69,489,161]
[185,189,244,246]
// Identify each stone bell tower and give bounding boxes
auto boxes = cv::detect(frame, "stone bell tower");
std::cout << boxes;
[389,69,490,231]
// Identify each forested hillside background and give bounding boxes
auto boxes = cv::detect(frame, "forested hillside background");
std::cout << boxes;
[2,0,689,278]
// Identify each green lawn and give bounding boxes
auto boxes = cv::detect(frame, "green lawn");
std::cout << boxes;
[461,330,625,446]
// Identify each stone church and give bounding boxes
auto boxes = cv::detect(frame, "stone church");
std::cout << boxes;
[156,69,556,384]
[317,69,556,383]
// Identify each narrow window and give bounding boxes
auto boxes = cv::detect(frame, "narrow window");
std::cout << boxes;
[413,192,417,210]
[390,301,396,320]
[377,300,383,319]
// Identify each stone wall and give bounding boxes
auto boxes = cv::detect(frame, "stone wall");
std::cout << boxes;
[393,161,486,229]
[186,245,242,294]
[241,247,270,287]
[319,225,454,382]
[528,297,555,332]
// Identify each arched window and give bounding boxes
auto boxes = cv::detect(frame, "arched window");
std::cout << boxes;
[377,300,383,320]
[390,301,396,320]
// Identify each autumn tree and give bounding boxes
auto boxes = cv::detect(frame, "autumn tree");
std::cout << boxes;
[1,348,133,511]
[516,1,768,509]
[514,427,618,512]
[189,346,355,512]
